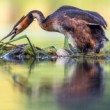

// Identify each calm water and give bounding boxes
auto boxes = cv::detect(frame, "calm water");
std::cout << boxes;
[0,57,110,110]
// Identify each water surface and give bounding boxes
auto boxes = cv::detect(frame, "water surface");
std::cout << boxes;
[0,58,110,110]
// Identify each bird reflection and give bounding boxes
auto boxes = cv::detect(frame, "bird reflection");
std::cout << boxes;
[1,56,105,108]
[57,59,104,110]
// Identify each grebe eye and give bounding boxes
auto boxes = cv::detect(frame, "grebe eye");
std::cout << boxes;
[15,28,18,31]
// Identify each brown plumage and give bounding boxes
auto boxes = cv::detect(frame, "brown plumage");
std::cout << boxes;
[57,61,104,105]
[0,5,109,53]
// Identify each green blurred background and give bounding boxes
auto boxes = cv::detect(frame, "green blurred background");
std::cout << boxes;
[0,0,110,48]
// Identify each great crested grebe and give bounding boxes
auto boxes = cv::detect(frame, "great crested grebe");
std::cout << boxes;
[0,5,108,53]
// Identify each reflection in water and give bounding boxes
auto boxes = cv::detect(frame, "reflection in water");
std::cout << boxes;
[0,58,108,110]
[57,59,104,110]
[10,58,105,110]
[12,74,32,95]
[10,58,57,96]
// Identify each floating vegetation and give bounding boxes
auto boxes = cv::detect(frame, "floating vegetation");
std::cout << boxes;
[0,35,58,60]
[0,35,110,61]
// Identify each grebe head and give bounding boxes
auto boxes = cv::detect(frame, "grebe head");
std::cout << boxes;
[0,12,34,41]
